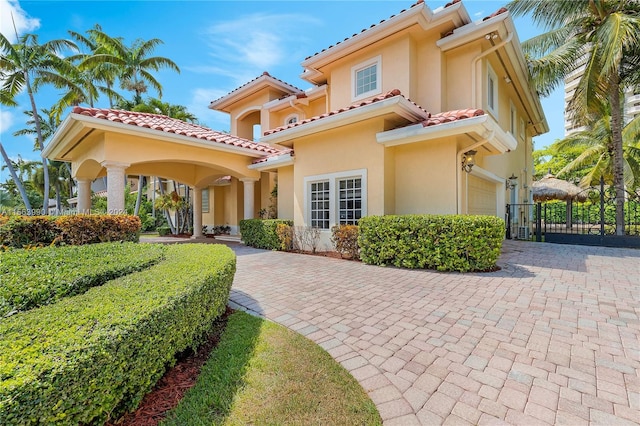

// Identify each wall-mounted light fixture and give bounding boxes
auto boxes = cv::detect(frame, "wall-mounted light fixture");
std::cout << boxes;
[504,76,512,84]
[506,173,518,189]
[462,150,477,173]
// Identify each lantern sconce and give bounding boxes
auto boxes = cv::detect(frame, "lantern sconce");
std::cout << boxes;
[506,173,518,190]
[462,150,477,173]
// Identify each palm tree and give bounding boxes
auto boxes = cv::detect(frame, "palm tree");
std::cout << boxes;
[13,109,74,211]
[508,0,640,235]
[128,97,198,123]
[68,25,123,108]
[555,103,640,188]
[80,31,179,103]
[0,143,32,211]
[0,32,77,214]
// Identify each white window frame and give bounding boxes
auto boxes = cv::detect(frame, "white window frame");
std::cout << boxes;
[304,169,368,230]
[202,188,210,213]
[284,114,299,126]
[510,101,517,136]
[487,63,498,118]
[351,56,382,101]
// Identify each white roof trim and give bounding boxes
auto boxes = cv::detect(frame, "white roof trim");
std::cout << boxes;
[44,113,269,161]
[376,113,517,153]
[260,96,428,145]
[248,153,295,171]
[209,74,302,111]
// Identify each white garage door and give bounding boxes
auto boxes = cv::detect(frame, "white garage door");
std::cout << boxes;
[468,175,497,216]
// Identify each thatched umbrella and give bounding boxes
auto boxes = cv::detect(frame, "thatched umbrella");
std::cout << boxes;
[531,173,587,202]
[532,173,587,229]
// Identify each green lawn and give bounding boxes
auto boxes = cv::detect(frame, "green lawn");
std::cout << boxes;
[163,311,382,426]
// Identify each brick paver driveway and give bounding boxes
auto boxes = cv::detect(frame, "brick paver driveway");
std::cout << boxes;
[228,240,639,425]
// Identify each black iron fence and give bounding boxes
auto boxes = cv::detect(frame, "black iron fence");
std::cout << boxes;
[506,179,640,248]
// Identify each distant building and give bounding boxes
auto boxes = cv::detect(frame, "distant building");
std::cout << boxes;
[564,61,640,135]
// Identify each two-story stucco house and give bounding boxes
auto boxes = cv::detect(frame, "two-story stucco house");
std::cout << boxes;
[44,0,547,244]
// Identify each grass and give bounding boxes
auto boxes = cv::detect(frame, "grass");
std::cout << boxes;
[162,311,382,426]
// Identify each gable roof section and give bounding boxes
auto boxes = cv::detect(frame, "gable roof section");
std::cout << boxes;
[263,89,429,140]
[421,108,485,127]
[300,0,470,83]
[43,107,284,161]
[209,72,303,112]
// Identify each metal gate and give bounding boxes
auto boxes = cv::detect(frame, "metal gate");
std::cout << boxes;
[506,179,640,248]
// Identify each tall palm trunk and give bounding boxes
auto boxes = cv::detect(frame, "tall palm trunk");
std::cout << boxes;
[134,175,145,215]
[609,76,625,235]
[25,71,49,214]
[0,141,32,211]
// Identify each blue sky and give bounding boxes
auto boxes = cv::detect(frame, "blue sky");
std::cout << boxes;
[0,0,563,183]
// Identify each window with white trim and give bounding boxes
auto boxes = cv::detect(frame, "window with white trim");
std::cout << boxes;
[285,114,298,125]
[310,181,330,229]
[338,178,362,225]
[352,56,381,101]
[510,102,517,135]
[305,169,367,229]
[487,63,498,117]
[202,188,210,213]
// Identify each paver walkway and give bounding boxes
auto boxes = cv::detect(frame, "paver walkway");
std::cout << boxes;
[227,240,639,425]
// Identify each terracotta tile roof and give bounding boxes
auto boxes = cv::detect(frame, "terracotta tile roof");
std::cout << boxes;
[444,0,461,8]
[264,89,428,136]
[72,106,281,156]
[304,1,425,61]
[420,108,485,127]
[251,148,294,165]
[210,71,303,105]
[483,7,508,21]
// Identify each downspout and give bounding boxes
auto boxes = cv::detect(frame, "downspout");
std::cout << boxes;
[289,99,305,119]
[456,131,495,214]
[471,32,513,108]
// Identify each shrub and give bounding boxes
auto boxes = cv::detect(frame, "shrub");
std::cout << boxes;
[0,243,235,425]
[276,223,293,251]
[358,215,504,272]
[0,215,141,247]
[56,215,140,245]
[240,219,293,250]
[157,225,172,236]
[0,243,166,317]
[331,224,359,259]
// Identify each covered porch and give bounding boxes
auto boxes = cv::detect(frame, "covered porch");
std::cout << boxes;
[42,107,285,238]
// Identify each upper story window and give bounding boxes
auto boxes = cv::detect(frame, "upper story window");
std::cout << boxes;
[487,63,498,118]
[352,56,382,101]
[285,114,299,125]
[510,102,517,135]
[519,117,526,140]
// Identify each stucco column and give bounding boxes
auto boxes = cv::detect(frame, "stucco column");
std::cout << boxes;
[240,177,258,219]
[191,187,204,239]
[77,178,92,214]
[101,161,129,214]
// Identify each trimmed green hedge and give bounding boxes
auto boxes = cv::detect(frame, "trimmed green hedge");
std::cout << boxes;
[0,214,141,248]
[0,243,236,425]
[0,243,166,317]
[240,218,293,250]
[359,215,504,272]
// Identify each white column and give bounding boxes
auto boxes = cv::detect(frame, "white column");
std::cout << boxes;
[191,187,204,239]
[77,178,92,214]
[240,177,258,219]
[101,161,129,214]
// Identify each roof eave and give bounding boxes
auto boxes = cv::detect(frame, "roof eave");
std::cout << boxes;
[260,96,429,146]
[376,114,517,153]
[209,75,302,111]
[248,154,295,171]
[45,113,268,161]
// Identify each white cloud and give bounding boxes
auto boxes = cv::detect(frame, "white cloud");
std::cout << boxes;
[200,13,320,86]
[0,109,14,135]
[188,88,232,131]
[0,0,40,42]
